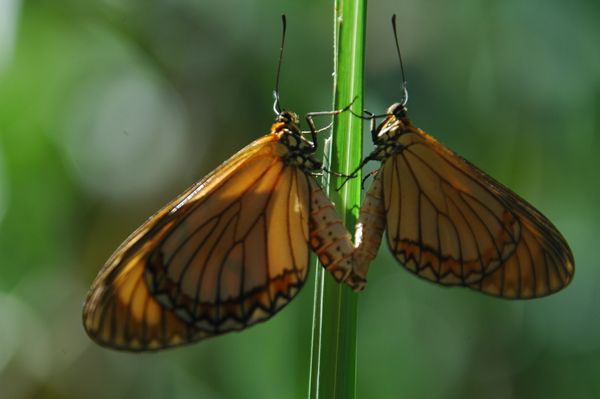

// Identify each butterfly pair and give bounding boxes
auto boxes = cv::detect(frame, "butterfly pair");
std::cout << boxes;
[82,97,574,351]
[82,16,574,351]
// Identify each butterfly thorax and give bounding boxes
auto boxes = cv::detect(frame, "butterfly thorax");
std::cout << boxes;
[271,111,322,172]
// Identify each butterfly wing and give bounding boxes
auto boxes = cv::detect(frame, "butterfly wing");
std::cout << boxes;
[83,242,211,351]
[469,199,574,298]
[83,134,314,350]
[380,126,573,294]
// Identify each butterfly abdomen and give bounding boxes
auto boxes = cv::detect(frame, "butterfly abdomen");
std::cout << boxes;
[353,171,386,286]
[307,179,360,289]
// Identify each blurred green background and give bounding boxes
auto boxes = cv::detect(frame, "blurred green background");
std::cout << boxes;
[1,0,599,398]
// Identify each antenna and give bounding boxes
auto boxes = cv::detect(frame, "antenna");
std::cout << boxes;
[273,14,287,115]
[391,14,408,107]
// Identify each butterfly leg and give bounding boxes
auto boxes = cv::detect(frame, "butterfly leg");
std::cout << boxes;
[303,97,358,151]
[335,151,379,190]
[360,168,380,190]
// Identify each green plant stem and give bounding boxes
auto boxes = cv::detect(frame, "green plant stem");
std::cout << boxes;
[308,1,366,398]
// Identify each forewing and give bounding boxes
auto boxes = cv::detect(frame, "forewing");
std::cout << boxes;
[382,128,523,285]
[144,158,311,335]
[83,135,312,350]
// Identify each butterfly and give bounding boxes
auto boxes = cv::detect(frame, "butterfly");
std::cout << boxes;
[348,16,574,298]
[82,14,364,351]
[348,103,574,298]
[82,105,365,351]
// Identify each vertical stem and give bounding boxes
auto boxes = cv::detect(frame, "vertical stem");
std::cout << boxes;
[308,0,366,398]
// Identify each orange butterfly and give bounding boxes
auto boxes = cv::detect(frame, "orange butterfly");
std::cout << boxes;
[82,106,364,351]
[82,17,360,351]
[349,16,574,298]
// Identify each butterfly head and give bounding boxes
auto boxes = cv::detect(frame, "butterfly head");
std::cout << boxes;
[378,102,412,135]
[276,110,300,126]
[271,110,320,169]
[271,110,302,137]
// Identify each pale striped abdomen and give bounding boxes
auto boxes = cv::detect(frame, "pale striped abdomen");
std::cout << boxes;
[308,178,363,291]
[352,171,386,287]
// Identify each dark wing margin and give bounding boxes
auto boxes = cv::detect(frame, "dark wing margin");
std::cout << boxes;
[469,198,574,298]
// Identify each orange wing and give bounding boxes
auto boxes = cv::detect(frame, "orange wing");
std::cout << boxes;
[83,134,315,350]
[382,128,520,285]
[353,106,574,298]
[468,197,574,298]
[83,109,363,351]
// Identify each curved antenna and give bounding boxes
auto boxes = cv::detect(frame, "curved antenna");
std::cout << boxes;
[273,14,287,115]
[391,14,409,107]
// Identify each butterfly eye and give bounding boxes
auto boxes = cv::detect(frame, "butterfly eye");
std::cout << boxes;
[277,111,292,123]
